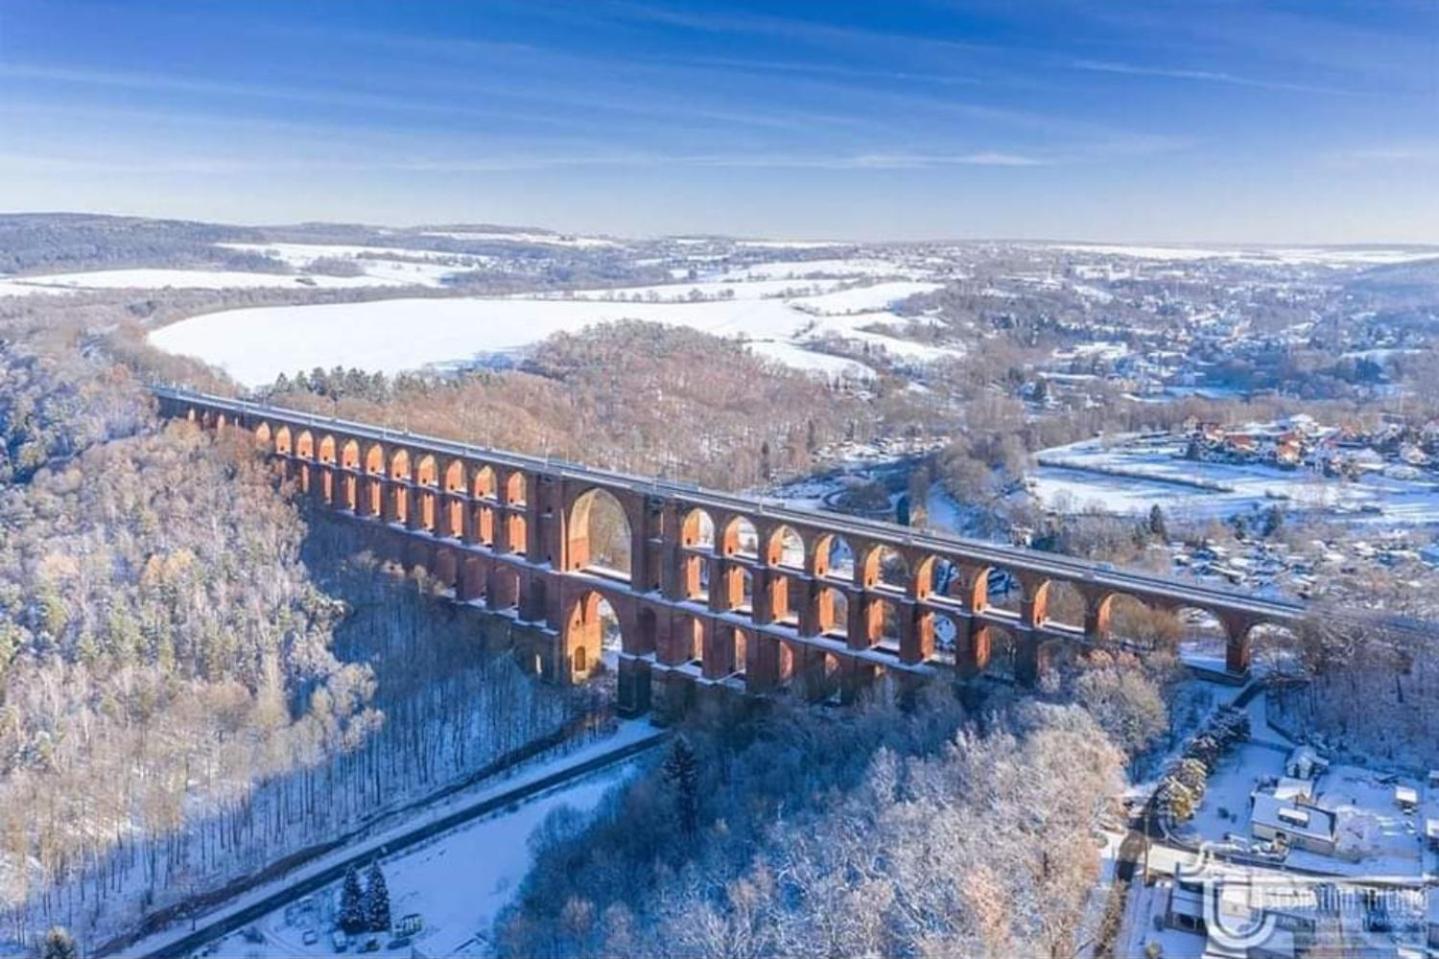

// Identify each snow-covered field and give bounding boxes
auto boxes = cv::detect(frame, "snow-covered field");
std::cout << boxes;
[148,274,950,384]
[1030,437,1439,526]
[0,267,410,292]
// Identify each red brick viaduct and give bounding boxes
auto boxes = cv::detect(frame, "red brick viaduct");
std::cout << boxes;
[159,388,1313,720]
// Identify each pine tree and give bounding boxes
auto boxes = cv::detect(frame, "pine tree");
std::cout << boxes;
[759,441,772,482]
[40,927,77,959]
[1148,504,1168,541]
[662,736,700,836]
[339,864,366,934]
[365,860,392,932]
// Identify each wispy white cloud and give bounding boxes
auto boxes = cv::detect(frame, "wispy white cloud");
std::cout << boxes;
[0,61,857,135]
[1071,59,1358,96]
[0,148,1056,175]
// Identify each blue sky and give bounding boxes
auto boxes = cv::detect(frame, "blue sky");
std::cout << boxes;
[1,0,1436,241]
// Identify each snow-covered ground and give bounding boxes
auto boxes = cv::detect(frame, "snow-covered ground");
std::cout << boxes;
[0,267,411,292]
[147,276,948,385]
[1030,436,1439,527]
[202,758,637,958]
[125,720,661,959]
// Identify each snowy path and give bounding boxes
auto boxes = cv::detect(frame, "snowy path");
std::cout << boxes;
[116,721,665,958]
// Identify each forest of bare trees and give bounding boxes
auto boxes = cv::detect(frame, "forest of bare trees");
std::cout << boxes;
[497,692,1124,959]
[260,321,944,492]
[0,284,614,950]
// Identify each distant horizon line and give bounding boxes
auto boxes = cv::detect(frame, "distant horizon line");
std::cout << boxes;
[3,208,1439,250]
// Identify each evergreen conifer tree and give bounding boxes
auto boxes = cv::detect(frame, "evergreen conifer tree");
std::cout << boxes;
[365,860,392,932]
[339,864,366,934]
[662,736,700,836]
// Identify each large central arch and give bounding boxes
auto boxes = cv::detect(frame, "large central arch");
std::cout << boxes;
[568,488,633,579]
[562,589,624,682]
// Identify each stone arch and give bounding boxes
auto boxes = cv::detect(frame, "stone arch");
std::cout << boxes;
[338,439,362,511]
[721,515,759,558]
[720,565,754,614]
[1242,621,1301,674]
[489,564,521,612]
[442,458,465,490]
[768,569,800,628]
[979,622,1019,679]
[911,555,937,601]
[966,565,1022,615]
[386,448,411,524]
[796,649,843,703]
[930,611,961,666]
[254,421,274,447]
[1036,638,1071,689]
[469,501,495,547]
[568,488,633,579]
[1170,605,1229,669]
[439,460,466,538]
[296,430,315,459]
[812,533,856,581]
[765,524,806,569]
[505,471,527,505]
[669,612,705,665]
[703,623,749,679]
[460,556,488,604]
[813,585,850,637]
[472,464,497,499]
[681,552,709,602]
[861,544,909,591]
[362,443,386,517]
[681,507,715,549]
[864,595,904,655]
[430,548,460,595]
[1097,592,1181,652]
[315,435,338,504]
[1037,579,1088,632]
[415,454,438,485]
[925,555,962,601]
[563,589,623,682]
[412,454,439,531]
[503,472,528,553]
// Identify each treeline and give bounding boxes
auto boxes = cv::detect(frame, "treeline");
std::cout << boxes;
[0,213,256,275]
